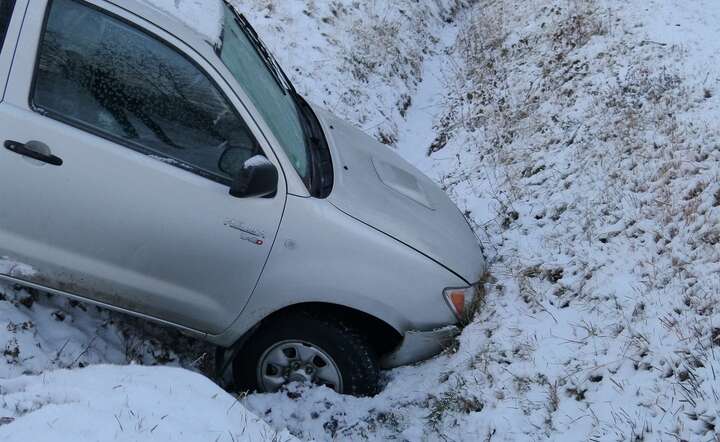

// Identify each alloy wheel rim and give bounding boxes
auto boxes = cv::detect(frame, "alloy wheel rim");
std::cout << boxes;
[257,340,343,393]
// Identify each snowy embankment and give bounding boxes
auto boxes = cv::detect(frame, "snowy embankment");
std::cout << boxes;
[0,365,295,442]
[2,0,720,441]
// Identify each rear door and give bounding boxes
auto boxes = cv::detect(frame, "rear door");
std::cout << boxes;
[0,0,287,334]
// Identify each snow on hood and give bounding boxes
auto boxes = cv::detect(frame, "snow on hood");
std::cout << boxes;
[140,0,223,43]
[0,365,297,441]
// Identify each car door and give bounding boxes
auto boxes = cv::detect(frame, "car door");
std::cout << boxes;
[0,0,287,335]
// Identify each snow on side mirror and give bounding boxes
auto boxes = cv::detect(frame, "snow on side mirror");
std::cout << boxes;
[228,154,278,198]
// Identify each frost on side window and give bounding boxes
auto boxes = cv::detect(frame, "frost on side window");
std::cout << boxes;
[32,0,259,181]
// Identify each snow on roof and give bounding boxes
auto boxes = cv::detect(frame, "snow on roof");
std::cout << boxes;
[140,0,224,43]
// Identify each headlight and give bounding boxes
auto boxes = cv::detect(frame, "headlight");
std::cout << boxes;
[443,283,480,321]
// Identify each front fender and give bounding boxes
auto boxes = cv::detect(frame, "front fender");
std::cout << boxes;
[210,196,464,347]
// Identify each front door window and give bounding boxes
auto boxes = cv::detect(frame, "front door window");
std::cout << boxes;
[33,0,261,183]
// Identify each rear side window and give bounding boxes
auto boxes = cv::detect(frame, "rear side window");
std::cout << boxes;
[0,0,15,51]
[32,0,261,183]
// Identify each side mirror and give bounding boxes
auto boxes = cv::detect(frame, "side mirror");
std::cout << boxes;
[228,155,278,198]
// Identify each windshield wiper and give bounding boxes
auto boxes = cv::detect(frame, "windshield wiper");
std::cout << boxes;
[225,4,296,96]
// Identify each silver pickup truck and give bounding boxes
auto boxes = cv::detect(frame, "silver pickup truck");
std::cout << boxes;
[0,0,485,396]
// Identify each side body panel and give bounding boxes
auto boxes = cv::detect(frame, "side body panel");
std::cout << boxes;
[212,196,464,347]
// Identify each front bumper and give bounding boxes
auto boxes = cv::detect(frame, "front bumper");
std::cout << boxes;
[379,325,460,368]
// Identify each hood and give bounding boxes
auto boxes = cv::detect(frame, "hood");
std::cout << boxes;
[313,107,486,284]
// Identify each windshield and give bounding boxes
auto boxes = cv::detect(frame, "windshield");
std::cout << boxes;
[217,4,311,183]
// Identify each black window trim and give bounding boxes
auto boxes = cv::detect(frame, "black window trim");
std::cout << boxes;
[29,0,265,187]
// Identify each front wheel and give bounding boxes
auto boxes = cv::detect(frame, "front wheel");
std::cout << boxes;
[233,314,380,397]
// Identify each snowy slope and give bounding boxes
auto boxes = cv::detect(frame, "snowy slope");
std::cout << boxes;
[0,365,296,441]
[2,0,720,441]
[0,280,213,380]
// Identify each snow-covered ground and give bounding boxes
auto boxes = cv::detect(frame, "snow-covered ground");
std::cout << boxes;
[0,365,295,441]
[2,0,720,440]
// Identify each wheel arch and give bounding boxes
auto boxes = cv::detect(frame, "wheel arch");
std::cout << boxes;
[235,302,404,357]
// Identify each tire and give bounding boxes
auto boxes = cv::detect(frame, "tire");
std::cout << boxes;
[233,313,380,397]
